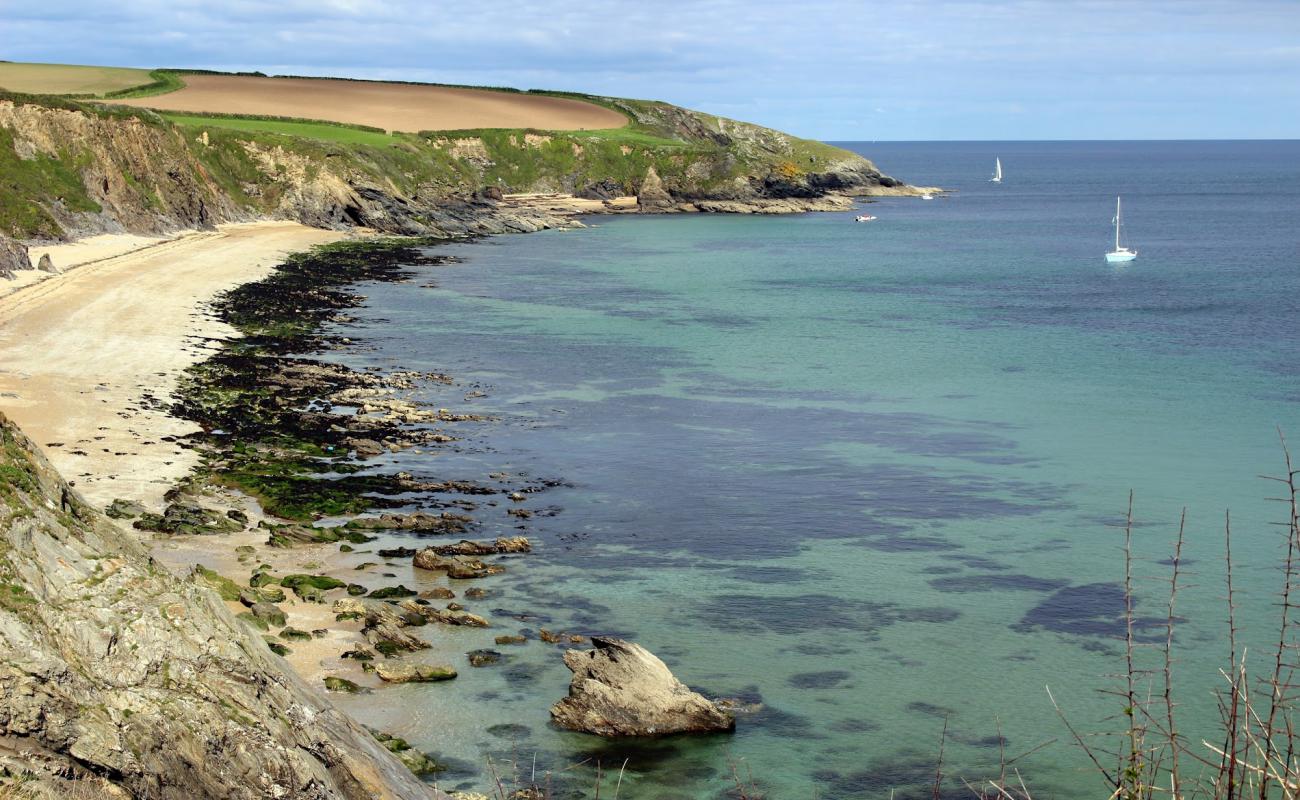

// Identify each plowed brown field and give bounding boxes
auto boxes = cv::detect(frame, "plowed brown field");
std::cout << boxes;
[121,74,627,132]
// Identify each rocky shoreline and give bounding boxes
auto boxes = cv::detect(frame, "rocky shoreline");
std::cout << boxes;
[106,230,758,791]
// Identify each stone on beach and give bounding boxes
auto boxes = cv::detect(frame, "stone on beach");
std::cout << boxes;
[0,235,33,274]
[430,536,531,556]
[375,662,458,683]
[412,549,505,579]
[550,637,735,737]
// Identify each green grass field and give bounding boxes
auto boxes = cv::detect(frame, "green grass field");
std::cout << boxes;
[0,62,153,96]
[161,114,397,147]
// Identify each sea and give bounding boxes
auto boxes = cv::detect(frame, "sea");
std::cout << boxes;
[323,140,1300,799]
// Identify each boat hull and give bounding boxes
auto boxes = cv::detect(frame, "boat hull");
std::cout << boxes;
[1105,250,1137,263]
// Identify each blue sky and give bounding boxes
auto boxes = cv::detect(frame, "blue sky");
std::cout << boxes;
[3,0,1298,140]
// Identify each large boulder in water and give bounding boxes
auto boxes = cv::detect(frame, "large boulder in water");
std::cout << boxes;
[550,637,735,736]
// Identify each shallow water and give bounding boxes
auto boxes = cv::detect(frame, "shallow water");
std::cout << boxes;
[327,140,1300,798]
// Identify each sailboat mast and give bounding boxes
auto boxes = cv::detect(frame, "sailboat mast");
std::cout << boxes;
[1115,197,1122,250]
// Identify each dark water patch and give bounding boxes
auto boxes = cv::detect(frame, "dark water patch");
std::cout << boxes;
[689,311,761,329]
[701,563,818,584]
[490,608,556,624]
[788,670,852,690]
[923,565,964,575]
[852,464,1068,522]
[829,717,881,733]
[907,701,957,719]
[881,652,925,667]
[956,733,1010,749]
[929,573,1067,593]
[943,554,1012,571]
[812,749,938,799]
[563,735,727,776]
[695,593,960,637]
[785,642,855,656]
[748,705,823,738]
[1015,582,1165,639]
[486,723,532,740]
[857,533,959,552]
[500,661,548,688]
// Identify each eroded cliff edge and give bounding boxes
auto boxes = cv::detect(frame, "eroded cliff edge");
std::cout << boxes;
[0,412,440,799]
[0,91,914,242]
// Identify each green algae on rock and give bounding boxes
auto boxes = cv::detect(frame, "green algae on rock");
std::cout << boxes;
[0,412,437,798]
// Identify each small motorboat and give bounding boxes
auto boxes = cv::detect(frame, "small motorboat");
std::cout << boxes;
[855,214,877,222]
[920,193,934,200]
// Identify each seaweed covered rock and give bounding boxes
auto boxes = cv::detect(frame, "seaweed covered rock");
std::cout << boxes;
[0,413,442,799]
[550,637,735,737]
[374,662,457,683]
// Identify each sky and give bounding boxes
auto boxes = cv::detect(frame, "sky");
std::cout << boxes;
[3,0,1299,140]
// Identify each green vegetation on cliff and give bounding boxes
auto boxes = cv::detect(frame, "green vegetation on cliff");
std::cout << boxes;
[0,68,896,240]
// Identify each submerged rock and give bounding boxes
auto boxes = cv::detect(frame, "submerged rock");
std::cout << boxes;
[467,649,503,667]
[550,637,735,737]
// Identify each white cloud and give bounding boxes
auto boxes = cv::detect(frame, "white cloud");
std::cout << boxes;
[3,0,1297,138]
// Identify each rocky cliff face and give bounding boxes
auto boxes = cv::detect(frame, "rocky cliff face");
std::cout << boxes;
[0,93,911,242]
[0,413,440,799]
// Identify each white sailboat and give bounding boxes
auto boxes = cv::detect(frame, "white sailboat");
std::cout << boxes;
[989,157,1002,183]
[1105,196,1137,263]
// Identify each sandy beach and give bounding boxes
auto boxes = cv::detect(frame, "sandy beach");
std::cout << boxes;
[0,221,345,509]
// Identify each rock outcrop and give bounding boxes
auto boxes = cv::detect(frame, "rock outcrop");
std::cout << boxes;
[550,637,735,737]
[1,93,914,242]
[636,166,675,211]
[0,413,442,799]
[35,253,57,273]
[0,235,31,280]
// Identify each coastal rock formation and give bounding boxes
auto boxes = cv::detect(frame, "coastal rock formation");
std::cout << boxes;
[550,637,735,737]
[0,235,31,279]
[375,662,458,683]
[1,93,913,242]
[0,413,441,799]
[636,166,675,211]
[35,253,58,273]
[412,549,505,579]
[429,536,531,556]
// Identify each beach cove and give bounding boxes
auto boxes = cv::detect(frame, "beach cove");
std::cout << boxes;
[0,140,1297,799]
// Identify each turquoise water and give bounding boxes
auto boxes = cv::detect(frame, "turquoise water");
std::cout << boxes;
[329,141,1300,798]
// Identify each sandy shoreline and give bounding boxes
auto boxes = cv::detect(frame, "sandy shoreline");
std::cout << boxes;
[0,221,346,509]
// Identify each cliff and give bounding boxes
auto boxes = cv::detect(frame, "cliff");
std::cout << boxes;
[0,412,440,799]
[0,88,909,241]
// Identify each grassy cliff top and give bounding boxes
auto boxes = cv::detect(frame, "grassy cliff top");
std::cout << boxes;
[0,65,893,240]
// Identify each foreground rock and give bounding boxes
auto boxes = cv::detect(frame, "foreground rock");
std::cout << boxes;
[0,413,441,799]
[550,637,735,737]
[0,234,32,280]
[375,662,458,683]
